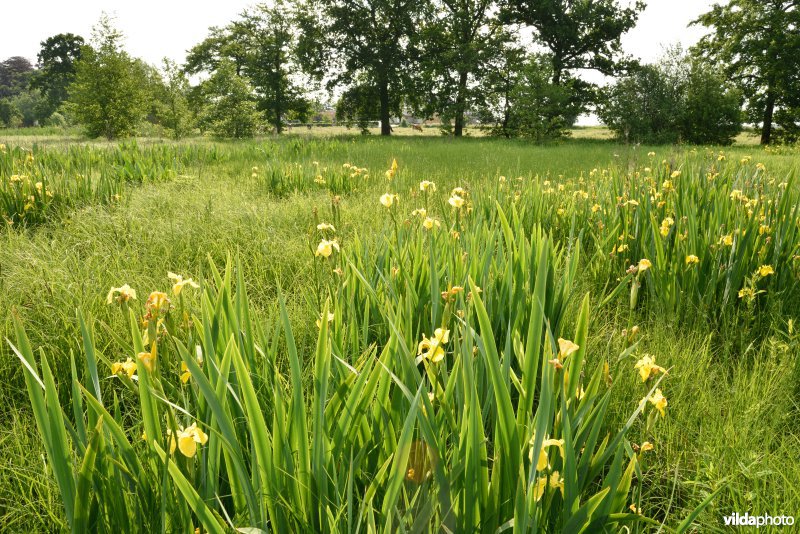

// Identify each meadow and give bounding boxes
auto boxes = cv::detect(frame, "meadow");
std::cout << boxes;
[0,133,798,532]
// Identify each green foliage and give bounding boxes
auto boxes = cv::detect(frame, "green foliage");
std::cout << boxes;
[600,52,742,145]
[0,136,798,531]
[198,61,262,138]
[153,60,194,139]
[693,0,800,144]
[417,0,504,136]
[66,16,148,139]
[0,56,34,99]
[30,33,85,117]
[187,1,313,134]
[500,0,644,119]
[313,0,430,135]
[488,54,579,141]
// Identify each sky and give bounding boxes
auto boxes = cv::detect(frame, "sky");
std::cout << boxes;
[3,0,718,68]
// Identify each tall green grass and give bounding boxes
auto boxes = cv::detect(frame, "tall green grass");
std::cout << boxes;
[1,135,797,531]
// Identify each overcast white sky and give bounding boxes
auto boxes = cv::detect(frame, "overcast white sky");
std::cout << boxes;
[2,0,717,68]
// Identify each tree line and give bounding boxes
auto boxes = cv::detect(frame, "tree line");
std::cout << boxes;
[1,0,798,144]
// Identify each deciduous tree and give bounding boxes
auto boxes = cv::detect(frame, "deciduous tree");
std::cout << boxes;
[66,16,147,139]
[693,0,800,144]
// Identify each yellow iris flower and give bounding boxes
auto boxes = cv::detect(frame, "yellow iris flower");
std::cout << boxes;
[557,338,579,360]
[448,194,465,209]
[638,259,652,272]
[758,265,774,277]
[648,388,668,417]
[422,217,440,230]
[145,291,171,316]
[180,362,191,384]
[686,254,700,265]
[317,222,336,232]
[137,351,155,373]
[168,272,200,297]
[418,328,450,362]
[633,354,667,382]
[111,357,137,378]
[315,239,340,258]
[168,423,209,458]
[380,193,399,208]
[419,180,436,192]
[106,284,137,305]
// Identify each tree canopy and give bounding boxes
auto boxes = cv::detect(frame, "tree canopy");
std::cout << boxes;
[693,0,800,144]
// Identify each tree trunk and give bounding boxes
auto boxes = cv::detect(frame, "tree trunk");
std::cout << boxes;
[379,80,391,136]
[760,90,775,145]
[551,53,563,86]
[454,70,468,137]
[274,54,283,134]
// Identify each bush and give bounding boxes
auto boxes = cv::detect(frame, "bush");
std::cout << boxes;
[600,52,742,145]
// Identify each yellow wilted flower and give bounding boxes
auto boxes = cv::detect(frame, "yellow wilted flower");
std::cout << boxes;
[640,441,654,453]
[448,194,465,208]
[106,284,137,305]
[380,193,398,208]
[616,243,629,253]
[317,222,336,232]
[637,259,652,272]
[315,239,340,258]
[557,338,579,360]
[686,254,700,266]
[758,265,774,277]
[167,423,208,458]
[137,351,155,373]
[633,354,666,382]
[670,170,681,179]
[418,328,450,362]
[419,180,436,192]
[145,292,170,317]
[168,272,200,297]
[111,358,137,378]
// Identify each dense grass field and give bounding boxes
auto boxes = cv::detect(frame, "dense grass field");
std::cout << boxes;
[0,133,798,532]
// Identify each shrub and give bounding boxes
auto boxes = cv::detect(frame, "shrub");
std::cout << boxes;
[599,51,742,145]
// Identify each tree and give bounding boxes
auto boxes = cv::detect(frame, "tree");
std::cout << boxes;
[66,15,147,139]
[0,56,34,98]
[599,64,683,144]
[419,0,503,136]
[693,0,800,144]
[188,2,312,134]
[30,33,85,116]
[500,0,644,122]
[155,59,194,139]
[679,59,742,145]
[475,39,527,137]
[198,60,261,138]
[310,0,430,135]
[480,51,580,140]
